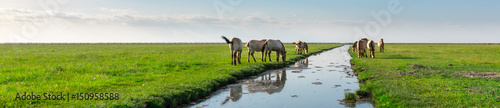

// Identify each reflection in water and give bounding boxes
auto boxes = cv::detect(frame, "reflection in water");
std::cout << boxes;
[247,70,286,94]
[191,46,373,108]
[295,58,309,68]
[221,85,242,105]
[222,70,287,104]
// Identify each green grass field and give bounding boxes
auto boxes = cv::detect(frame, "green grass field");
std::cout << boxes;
[349,44,500,107]
[0,44,340,107]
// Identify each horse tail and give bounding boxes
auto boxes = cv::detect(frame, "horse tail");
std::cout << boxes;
[244,42,249,47]
[369,40,375,51]
[221,36,231,44]
[262,39,270,50]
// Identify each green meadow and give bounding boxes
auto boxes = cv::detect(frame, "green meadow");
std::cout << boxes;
[349,44,500,107]
[0,44,340,107]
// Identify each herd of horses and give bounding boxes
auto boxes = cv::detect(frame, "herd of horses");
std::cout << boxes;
[221,36,308,65]
[352,38,384,58]
[221,36,384,65]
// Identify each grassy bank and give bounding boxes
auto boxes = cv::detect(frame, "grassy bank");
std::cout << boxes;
[0,43,340,107]
[349,44,500,107]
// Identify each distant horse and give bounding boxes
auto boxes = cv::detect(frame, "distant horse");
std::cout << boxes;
[245,39,267,62]
[357,38,368,58]
[263,39,286,62]
[367,40,376,58]
[378,39,384,52]
[352,41,358,52]
[293,41,308,54]
[221,36,243,65]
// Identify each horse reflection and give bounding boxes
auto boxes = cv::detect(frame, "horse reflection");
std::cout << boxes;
[295,58,309,68]
[247,70,287,94]
[221,70,287,104]
[222,84,243,105]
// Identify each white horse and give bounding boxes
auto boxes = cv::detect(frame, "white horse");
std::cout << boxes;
[263,39,286,62]
[245,39,267,62]
[221,36,243,65]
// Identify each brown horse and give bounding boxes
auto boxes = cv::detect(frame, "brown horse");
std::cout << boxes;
[367,40,376,58]
[293,41,308,54]
[221,36,243,65]
[352,41,358,52]
[245,39,267,62]
[357,38,368,58]
[378,39,384,52]
[263,39,286,62]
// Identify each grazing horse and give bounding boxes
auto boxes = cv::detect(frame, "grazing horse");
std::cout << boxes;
[352,41,358,52]
[293,41,308,54]
[245,39,267,62]
[356,38,368,58]
[263,39,286,62]
[378,39,384,52]
[221,36,243,65]
[367,40,376,58]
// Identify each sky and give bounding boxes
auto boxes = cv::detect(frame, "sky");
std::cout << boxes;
[1,0,499,43]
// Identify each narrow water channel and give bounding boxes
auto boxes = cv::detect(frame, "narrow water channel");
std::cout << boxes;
[188,45,373,108]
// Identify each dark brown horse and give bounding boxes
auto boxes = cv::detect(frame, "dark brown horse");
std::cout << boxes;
[357,38,368,58]
[352,41,358,52]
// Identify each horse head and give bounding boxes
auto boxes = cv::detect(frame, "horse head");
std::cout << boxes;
[281,50,287,62]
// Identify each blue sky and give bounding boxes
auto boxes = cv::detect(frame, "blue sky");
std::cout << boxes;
[1,0,499,43]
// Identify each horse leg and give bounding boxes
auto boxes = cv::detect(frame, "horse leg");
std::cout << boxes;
[231,50,235,65]
[371,51,375,58]
[251,51,256,62]
[268,51,272,62]
[238,51,242,64]
[276,52,280,62]
[260,51,264,62]
[357,50,361,58]
[248,51,251,62]
[264,50,267,62]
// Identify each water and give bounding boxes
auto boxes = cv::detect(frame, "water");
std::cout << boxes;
[188,45,373,108]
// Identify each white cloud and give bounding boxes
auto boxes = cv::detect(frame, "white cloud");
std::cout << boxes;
[3,8,497,43]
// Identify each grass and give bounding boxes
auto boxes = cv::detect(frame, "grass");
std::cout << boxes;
[344,92,356,103]
[0,43,340,107]
[349,44,500,107]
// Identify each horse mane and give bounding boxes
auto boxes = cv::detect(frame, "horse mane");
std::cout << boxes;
[221,36,231,44]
